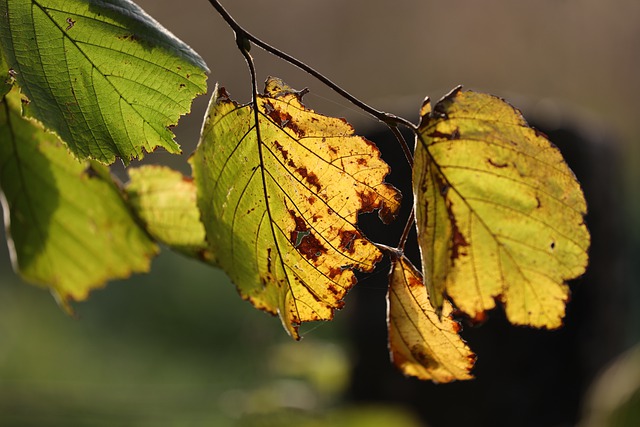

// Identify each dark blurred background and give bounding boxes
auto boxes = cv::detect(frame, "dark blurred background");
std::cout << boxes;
[1,0,639,426]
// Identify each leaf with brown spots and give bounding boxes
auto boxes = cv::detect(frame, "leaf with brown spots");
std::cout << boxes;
[388,255,475,382]
[413,87,589,328]
[190,77,400,339]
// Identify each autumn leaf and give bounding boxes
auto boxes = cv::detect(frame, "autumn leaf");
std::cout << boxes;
[125,165,213,263]
[413,87,589,328]
[0,86,158,309]
[190,77,401,339]
[0,0,208,164]
[388,255,475,382]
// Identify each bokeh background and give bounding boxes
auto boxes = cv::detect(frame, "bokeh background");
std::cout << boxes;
[1,0,639,426]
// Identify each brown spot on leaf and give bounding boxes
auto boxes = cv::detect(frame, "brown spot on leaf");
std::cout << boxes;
[263,100,306,137]
[273,140,289,161]
[327,282,340,296]
[428,129,460,140]
[435,175,468,260]
[487,158,509,168]
[267,248,272,273]
[357,190,378,214]
[411,345,438,369]
[338,230,360,254]
[295,167,321,192]
[328,267,342,280]
[448,202,469,260]
[288,210,327,261]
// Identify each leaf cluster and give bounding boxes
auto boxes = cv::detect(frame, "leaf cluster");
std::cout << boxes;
[0,0,589,381]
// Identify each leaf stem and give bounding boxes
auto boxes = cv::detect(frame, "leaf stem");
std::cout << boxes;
[398,208,415,251]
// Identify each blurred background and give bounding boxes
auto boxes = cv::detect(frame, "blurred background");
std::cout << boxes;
[1,0,639,425]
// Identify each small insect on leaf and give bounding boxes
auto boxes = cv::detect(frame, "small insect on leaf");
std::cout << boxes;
[191,77,401,339]
[413,87,590,328]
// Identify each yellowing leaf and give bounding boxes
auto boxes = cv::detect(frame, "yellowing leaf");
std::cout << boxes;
[0,86,158,307]
[125,165,213,263]
[388,255,475,382]
[191,78,400,339]
[414,87,589,328]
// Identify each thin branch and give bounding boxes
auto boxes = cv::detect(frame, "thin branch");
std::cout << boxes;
[207,0,418,136]
[398,208,415,251]
[390,125,413,167]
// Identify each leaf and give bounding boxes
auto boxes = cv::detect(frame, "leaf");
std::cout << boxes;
[0,49,12,98]
[387,255,475,382]
[413,87,589,328]
[0,86,158,309]
[0,0,208,164]
[125,165,214,263]
[190,78,401,339]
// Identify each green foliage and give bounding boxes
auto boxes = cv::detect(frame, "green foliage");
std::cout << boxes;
[0,0,208,164]
[0,0,590,383]
[0,85,157,308]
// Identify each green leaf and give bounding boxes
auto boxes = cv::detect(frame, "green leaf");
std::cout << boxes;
[191,78,401,339]
[413,87,589,328]
[125,165,214,263]
[0,86,158,308]
[0,48,12,98]
[0,0,208,164]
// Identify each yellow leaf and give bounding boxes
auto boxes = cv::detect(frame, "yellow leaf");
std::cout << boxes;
[388,255,475,382]
[414,87,589,328]
[190,78,401,339]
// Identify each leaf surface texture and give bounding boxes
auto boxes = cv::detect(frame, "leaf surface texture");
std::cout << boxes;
[0,0,208,164]
[191,78,400,338]
[413,88,589,328]
[126,165,213,262]
[388,255,475,382]
[0,86,158,307]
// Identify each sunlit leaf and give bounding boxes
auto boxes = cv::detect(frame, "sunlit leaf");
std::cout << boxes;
[0,0,208,164]
[126,165,213,263]
[191,78,401,339]
[0,86,158,309]
[413,87,589,328]
[388,255,475,382]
